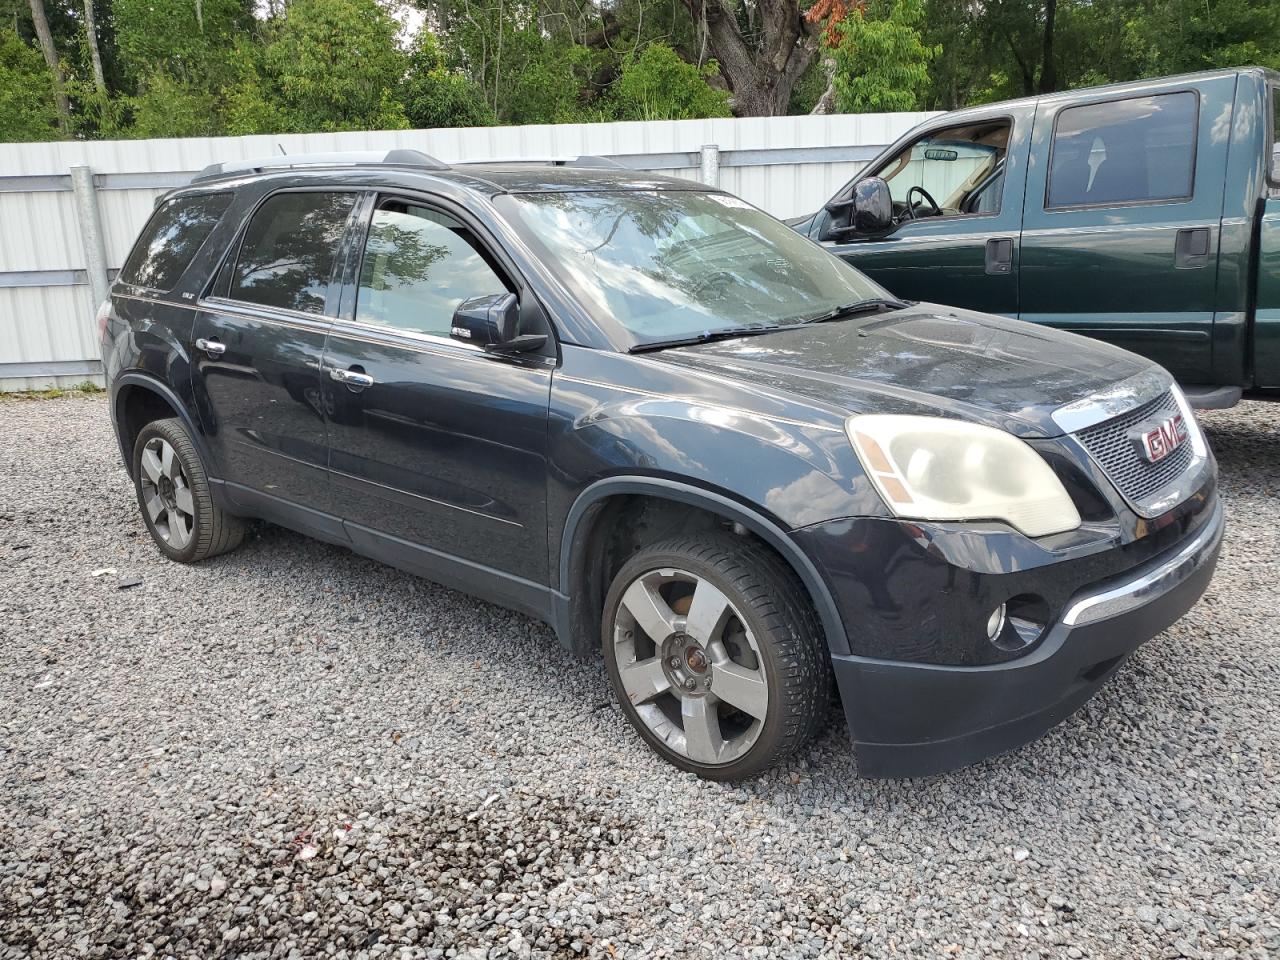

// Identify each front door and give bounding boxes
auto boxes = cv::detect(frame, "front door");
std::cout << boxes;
[820,114,1028,316]
[322,196,553,605]
[1019,77,1232,382]
[191,189,359,511]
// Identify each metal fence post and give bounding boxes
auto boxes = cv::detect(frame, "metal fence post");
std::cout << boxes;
[699,144,720,187]
[69,164,110,308]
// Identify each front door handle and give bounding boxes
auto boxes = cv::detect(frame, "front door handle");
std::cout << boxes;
[1175,227,1210,268]
[985,237,1014,276]
[194,337,226,357]
[329,367,375,390]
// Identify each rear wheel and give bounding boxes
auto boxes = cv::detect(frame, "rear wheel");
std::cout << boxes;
[602,532,828,780]
[132,418,245,563]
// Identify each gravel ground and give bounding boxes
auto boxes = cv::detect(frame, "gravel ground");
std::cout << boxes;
[0,394,1277,960]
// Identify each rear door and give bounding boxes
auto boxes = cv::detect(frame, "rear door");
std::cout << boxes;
[191,188,359,516]
[321,193,554,607]
[818,111,1030,317]
[1019,77,1234,382]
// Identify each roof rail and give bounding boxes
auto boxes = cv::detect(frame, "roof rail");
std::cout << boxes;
[455,155,626,170]
[191,149,450,183]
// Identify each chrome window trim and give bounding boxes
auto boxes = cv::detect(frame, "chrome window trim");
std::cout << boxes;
[198,296,331,333]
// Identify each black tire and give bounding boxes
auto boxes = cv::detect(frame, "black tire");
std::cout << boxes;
[132,417,245,563]
[602,532,829,781]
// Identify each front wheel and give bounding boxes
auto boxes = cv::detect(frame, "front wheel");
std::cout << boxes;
[602,533,829,781]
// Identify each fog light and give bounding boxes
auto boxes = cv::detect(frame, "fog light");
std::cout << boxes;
[986,604,1007,641]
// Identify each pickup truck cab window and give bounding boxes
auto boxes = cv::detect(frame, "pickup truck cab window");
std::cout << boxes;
[871,119,1011,220]
[355,201,510,337]
[230,191,357,315]
[1047,92,1198,208]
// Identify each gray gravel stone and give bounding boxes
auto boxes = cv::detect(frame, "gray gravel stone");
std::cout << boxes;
[0,394,1277,959]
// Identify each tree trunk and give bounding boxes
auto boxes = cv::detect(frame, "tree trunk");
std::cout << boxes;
[83,0,106,95]
[1038,0,1057,93]
[682,0,819,116]
[810,57,837,114]
[27,0,72,134]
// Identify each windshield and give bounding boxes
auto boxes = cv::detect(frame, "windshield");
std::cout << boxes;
[494,190,885,346]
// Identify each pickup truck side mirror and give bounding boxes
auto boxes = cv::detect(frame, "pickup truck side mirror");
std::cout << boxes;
[818,176,894,242]
[451,292,547,354]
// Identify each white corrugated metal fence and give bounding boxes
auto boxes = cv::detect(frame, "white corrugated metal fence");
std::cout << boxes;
[0,112,933,391]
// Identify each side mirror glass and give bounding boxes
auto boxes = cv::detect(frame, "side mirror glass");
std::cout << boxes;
[450,292,546,353]
[818,176,894,242]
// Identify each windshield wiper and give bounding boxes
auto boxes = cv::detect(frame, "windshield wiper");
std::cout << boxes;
[802,297,909,324]
[629,325,786,354]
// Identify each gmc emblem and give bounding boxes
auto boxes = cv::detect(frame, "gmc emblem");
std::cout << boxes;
[1136,414,1189,463]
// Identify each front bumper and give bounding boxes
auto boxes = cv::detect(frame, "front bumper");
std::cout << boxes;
[828,500,1225,778]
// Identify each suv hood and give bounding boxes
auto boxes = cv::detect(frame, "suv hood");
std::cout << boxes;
[648,303,1159,439]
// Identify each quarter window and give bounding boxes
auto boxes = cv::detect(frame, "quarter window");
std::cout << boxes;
[355,202,509,337]
[119,193,231,292]
[230,191,356,315]
[1047,92,1197,208]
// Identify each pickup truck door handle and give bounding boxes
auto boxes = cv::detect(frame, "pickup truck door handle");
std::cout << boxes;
[194,337,226,357]
[985,237,1014,276]
[329,366,375,391]
[1175,227,1210,268]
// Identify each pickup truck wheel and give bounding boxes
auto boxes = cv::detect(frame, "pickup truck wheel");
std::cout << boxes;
[602,533,829,781]
[132,418,245,563]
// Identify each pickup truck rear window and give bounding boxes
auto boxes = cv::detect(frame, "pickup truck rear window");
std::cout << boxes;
[118,193,231,292]
[1048,92,1197,208]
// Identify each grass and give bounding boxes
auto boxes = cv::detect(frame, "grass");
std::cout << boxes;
[3,380,106,401]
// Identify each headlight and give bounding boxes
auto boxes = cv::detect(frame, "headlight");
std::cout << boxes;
[846,415,1082,537]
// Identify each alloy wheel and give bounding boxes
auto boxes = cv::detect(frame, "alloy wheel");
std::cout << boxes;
[611,567,770,766]
[138,436,195,549]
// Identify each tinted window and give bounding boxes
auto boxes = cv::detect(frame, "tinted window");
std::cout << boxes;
[1048,92,1197,207]
[355,202,508,337]
[1270,87,1279,182]
[119,193,231,291]
[231,192,356,314]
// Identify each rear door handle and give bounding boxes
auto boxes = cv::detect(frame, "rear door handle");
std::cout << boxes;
[1175,227,1210,268]
[985,237,1014,276]
[329,367,375,390]
[194,337,225,357]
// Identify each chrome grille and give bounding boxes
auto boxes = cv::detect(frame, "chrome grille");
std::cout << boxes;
[1074,391,1195,503]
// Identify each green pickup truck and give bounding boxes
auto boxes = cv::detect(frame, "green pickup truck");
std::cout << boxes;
[792,67,1280,408]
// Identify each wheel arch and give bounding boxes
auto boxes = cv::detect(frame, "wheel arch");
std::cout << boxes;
[111,373,214,480]
[555,477,850,659]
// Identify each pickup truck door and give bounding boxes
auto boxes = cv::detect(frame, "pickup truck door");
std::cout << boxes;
[1019,75,1236,383]
[815,109,1031,317]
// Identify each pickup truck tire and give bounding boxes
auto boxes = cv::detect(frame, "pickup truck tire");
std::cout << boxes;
[602,532,829,780]
[132,418,246,563]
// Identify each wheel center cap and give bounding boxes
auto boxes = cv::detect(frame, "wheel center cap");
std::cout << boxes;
[685,647,709,673]
[158,476,176,507]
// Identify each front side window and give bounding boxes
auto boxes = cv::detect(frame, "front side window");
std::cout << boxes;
[230,191,356,314]
[355,202,508,337]
[496,190,884,346]
[872,120,1010,219]
[1047,92,1198,208]
[119,193,232,292]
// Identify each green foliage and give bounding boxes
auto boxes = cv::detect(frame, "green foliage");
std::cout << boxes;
[401,31,494,129]
[831,0,937,113]
[607,43,732,121]
[112,0,255,88]
[0,29,59,142]
[128,72,223,139]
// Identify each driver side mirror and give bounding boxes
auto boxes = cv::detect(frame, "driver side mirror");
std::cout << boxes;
[450,292,546,354]
[818,176,894,242]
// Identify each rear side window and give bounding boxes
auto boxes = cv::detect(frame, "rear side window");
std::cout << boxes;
[1270,86,1279,183]
[230,191,357,315]
[118,193,232,292]
[1047,92,1198,208]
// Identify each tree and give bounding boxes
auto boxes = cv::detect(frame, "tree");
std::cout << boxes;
[680,0,823,116]
[400,30,494,129]
[608,43,732,120]
[0,27,60,140]
[829,0,937,112]
[25,0,70,133]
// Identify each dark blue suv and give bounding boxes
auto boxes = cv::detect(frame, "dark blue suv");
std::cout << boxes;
[101,150,1224,780]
